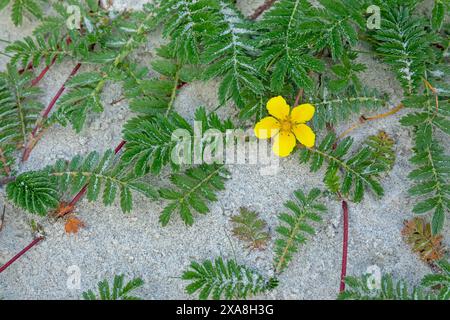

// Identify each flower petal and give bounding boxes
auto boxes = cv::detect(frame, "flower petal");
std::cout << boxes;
[267,96,290,120]
[254,117,280,139]
[291,103,315,123]
[272,131,296,157]
[293,124,316,148]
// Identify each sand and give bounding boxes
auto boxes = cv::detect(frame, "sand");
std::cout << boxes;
[0,0,447,300]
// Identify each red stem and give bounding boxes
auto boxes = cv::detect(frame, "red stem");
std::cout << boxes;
[0,237,44,274]
[114,140,127,154]
[249,0,277,20]
[22,63,82,162]
[68,140,127,208]
[20,37,71,82]
[18,62,34,74]
[0,176,16,185]
[68,185,88,207]
[339,200,349,292]
[30,56,57,87]
[294,88,304,106]
[40,63,82,121]
[176,82,188,90]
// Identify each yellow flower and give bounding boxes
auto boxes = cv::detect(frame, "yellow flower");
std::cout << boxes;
[254,96,316,157]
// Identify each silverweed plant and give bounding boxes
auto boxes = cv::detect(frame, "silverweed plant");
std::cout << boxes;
[230,207,271,250]
[82,274,144,300]
[0,0,448,300]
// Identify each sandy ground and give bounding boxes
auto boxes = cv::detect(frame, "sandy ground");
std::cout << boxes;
[0,0,448,299]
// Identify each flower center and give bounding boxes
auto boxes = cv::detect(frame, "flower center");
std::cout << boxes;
[280,118,292,132]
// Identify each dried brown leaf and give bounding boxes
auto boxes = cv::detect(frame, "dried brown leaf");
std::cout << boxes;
[402,217,445,263]
[65,216,85,234]
[230,207,270,250]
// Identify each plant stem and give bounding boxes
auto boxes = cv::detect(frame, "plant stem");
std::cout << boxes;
[30,55,57,87]
[340,200,349,293]
[0,205,5,232]
[307,147,373,187]
[43,63,83,122]
[274,209,305,274]
[66,140,127,212]
[22,11,153,162]
[165,68,181,117]
[364,103,405,121]
[114,140,127,153]
[21,63,82,162]
[177,82,188,90]
[338,103,404,139]
[422,78,439,112]
[249,0,278,20]
[110,96,126,105]
[19,37,71,82]
[0,176,16,185]
[68,185,88,208]
[0,51,12,58]
[294,88,304,106]
[18,62,34,74]
[170,165,225,220]
[0,236,44,274]
[0,147,11,176]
